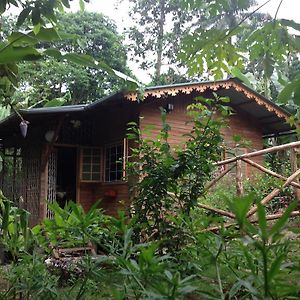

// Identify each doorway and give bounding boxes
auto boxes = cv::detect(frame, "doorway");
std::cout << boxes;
[56,147,77,207]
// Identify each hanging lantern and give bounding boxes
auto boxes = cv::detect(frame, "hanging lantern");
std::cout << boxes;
[19,120,29,138]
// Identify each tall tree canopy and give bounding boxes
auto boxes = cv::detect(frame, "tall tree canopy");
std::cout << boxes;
[179,0,300,129]
[12,11,132,106]
[126,0,200,84]
[0,0,137,114]
[126,0,259,85]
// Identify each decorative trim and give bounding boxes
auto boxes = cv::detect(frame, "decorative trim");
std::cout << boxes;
[124,80,289,120]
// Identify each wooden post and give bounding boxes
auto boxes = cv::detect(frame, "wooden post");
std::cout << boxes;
[202,210,300,233]
[236,159,244,197]
[290,148,300,202]
[198,203,236,219]
[247,168,300,217]
[216,141,300,166]
[242,158,300,189]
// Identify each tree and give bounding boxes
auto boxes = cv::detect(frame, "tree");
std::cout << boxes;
[180,0,300,131]
[125,0,202,84]
[0,0,138,112]
[12,11,132,106]
[126,0,259,85]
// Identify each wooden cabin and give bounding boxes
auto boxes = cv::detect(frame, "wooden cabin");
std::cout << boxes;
[0,78,294,225]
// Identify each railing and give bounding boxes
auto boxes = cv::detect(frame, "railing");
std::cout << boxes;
[200,141,300,232]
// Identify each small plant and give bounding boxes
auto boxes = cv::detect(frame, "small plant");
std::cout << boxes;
[0,194,34,263]
[34,201,110,252]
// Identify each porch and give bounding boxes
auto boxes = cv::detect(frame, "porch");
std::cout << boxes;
[0,98,138,225]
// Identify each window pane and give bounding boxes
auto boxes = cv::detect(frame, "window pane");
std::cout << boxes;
[92,173,100,181]
[81,148,102,182]
[105,143,124,182]
[82,172,91,181]
[82,164,90,172]
[92,164,100,172]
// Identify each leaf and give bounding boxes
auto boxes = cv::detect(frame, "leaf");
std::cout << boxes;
[270,201,298,237]
[264,53,275,79]
[64,53,97,68]
[79,0,85,11]
[0,46,41,64]
[280,19,300,32]
[230,67,253,87]
[228,280,243,298]
[31,8,41,26]
[33,23,41,35]
[34,27,61,42]
[61,0,71,8]
[277,77,300,103]
[257,202,267,240]
[7,32,37,47]
[16,7,32,27]
[43,98,66,107]
[268,254,285,281]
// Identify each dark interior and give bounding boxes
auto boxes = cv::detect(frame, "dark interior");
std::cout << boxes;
[56,147,77,207]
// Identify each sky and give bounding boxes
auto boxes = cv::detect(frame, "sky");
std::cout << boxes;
[69,0,300,83]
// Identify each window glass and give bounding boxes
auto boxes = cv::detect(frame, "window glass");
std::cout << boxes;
[105,143,124,182]
[81,148,101,182]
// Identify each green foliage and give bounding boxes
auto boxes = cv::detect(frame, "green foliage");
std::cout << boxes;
[125,0,204,83]
[0,188,299,299]
[127,96,226,249]
[35,201,110,250]
[10,11,133,106]
[0,194,34,262]
[0,0,138,109]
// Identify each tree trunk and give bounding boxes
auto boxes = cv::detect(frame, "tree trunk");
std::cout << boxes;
[154,0,166,82]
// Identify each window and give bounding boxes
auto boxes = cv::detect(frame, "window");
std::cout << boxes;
[81,148,102,181]
[80,140,127,183]
[105,142,124,182]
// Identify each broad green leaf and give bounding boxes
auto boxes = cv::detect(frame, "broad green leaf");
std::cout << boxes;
[31,7,41,26]
[64,53,97,68]
[230,67,253,87]
[33,23,41,35]
[8,32,37,46]
[0,46,41,64]
[34,27,61,42]
[16,7,32,27]
[277,77,300,103]
[264,53,275,79]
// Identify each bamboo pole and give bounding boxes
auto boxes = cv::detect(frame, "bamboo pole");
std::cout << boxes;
[242,158,300,189]
[236,160,244,197]
[198,203,236,219]
[290,148,300,201]
[215,141,300,167]
[202,210,300,233]
[205,164,236,191]
[252,210,300,222]
[247,168,300,218]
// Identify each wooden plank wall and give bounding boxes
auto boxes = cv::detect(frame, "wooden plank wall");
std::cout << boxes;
[139,94,264,178]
